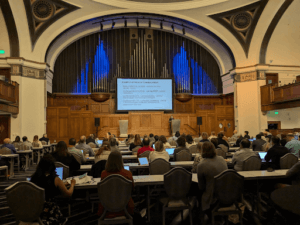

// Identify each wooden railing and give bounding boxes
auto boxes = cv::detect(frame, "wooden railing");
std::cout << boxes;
[261,82,300,111]
[0,80,19,104]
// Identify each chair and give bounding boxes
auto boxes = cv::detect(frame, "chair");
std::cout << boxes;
[13,143,21,149]
[215,148,226,159]
[54,162,69,179]
[97,174,133,225]
[81,148,90,156]
[0,166,8,180]
[131,146,141,155]
[212,169,244,225]
[5,182,45,224]
[189,145,198,154]
[139,151,151,159]
[242,156,261,171]
[161,167,193,225]
[280,153,298,169]
[169,140,177,146]
[32,142,40,147]
[218,144,229,153]
[261,143,267,152]
[176,150,192,161]
[0,147,12,154]
[41,141,47,145]
[91,160,107,178]
[18,144,30,150]
[88,142,97,148]
[70,152,82,165]
[149,159,171,175]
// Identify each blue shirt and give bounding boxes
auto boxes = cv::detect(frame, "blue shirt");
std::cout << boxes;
[1,144,17,154]
[285,139,300,158]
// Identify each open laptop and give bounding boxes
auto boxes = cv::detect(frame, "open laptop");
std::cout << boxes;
[258,152,270,163]
[165,148,175,155]
[124,166,130,171]
[138,157,149,166]
[97,140,103,146]
[56,167,63,180]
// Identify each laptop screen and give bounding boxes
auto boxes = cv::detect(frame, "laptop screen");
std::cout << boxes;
[56,167,63,180]
[249,139,253,142]
[258,152,267,160]
[124,166,130,170]
[97,140,103,145]
[166,148,175,155]
[81,150,84,154]
[138,157,148,165]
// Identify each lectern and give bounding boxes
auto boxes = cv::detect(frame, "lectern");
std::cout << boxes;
[171,119,181,136]
[119,120,128,138]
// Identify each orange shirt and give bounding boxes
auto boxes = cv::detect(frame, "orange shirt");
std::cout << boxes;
[97,169,134,218]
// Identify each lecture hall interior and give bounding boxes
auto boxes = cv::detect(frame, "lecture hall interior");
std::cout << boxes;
[0,0,300,224]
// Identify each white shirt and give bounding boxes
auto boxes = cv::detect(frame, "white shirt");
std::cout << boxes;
[149,151,170,163]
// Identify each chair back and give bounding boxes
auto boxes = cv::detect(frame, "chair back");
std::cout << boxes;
[242,156,261,171]
[41,141,47,145]
[280,153,298,169]
[215,148,226,159]
[149,158,171,175]
[139,151,151,159]
[18,144,30,150]
[88,142,96,148]
[218,144,228,153]
[176,150,192,161]
[32,142,40,147]
[214,169,244,206]
[169,140,177,146]
[70,152,81,164]
[0,147,12,155]
[91,160,107,178]
[5,182,45,223]
[98,174,132,212]
[81,148,90,156]
[164,167,192,200]
[54,162,69,179]
[189,145,198,154]
[132,146,141,154]
[13,143,21,148]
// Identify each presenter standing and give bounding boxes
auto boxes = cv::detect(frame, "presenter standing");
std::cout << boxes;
[169,115,174,136]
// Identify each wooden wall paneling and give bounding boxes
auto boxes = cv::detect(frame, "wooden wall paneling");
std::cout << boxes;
[140,114,151,127]
[46,108,57,138]
[69,115,81,139]
[151,113,162,128]
[58,108,69,138]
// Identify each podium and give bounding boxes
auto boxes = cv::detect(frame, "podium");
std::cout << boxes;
[119,120,128,138]
[171,119,181,136]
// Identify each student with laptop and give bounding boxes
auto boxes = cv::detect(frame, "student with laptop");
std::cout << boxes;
[149,141,170,162]
[31,154,76,224]
[252,134,266,151]
[231,139,259,171]
[137,138,154,157]
[173,136,190,161]
[265,136,289,169]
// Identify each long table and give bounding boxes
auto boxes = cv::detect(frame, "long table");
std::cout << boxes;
[17,150,33,170]
[1,154,19,177]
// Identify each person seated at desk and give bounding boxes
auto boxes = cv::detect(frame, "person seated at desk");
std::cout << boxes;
[75,136,95,156]
[208,131,217,141]
[137,138,154,157]
[149,133,155,143]
[159,135,172,149]
[173,136,189,161]
[22,136,32,148]
[95,141,111,163]
[169,131,180,142]
[197,142,227,218]
[200,132,210,143]
[280,134,288,147]
[1,138,17,154]
[217,132,229,148]
[232,139,259,171]
[39,134,50,144]
[33,135,43,148]
[68,138,86,165]
[191,142,203,173]
[110,138,119,152]
[231,130,239,140]
[234,134,243,147]
[129,134,143,151]
[210,138,219,149]
[31,154,76,224]
[186,134,196,148]
[244,131,250,139]
[98,151,134,219]
[12,136,22,145]
[126,134,134,146]
[285,133,300,158]
[149,141,169,163]
[52,141,80,176]
[86,134,95,144]
[265,136,289,169]
[252,134,266,151]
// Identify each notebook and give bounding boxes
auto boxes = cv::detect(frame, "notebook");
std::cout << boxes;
[56,167,63,180]
[124,166,130,171]
[138,157,149,166]
[165,148,175,155]
[97,140,103,145]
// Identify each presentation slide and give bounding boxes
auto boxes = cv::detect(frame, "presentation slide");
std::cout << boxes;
[117,78,173,111]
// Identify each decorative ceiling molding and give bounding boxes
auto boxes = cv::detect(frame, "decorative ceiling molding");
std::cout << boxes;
[0,0,20,57]
[23,0,80,49]
[209,0,268,58]
[259,0,294,64]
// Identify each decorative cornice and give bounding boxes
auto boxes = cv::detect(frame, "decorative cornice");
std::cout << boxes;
[23,0,80,49]
[0,0,20,57]
[209,0,268,57]
[11,65,46,80]
[0,103,18,115]
[234,71,266,83]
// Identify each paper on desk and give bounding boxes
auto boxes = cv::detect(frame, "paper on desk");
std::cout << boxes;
[66,175,93,185]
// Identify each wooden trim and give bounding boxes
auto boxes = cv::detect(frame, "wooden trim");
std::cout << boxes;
[0,0,20,57]
[260,0,294,64]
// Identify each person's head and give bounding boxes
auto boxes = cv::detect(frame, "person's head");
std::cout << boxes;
[159,135,167,144]
[210,138,219,148]
[217,132,224,139]
[105,151,123,172]
[15,136,20,142]
[134,134,142,145]
[201,132,208,140]
[155,141,164,152]
[32,154,56,179]
[110,138,117,147]
[143,137,150,147]
[211,131,215,136]
[271,136,280,145]
[244,131,249,136]
[170,115,173,119]
[129,134,134,139]
[43,134,47,138]
[280,139,287,146]
[3,138,10,144]
[176,136,186,147]
[90,134,94,139]
[79,136,86,143]
[33,135,38,142]
[256,134,262,139]
[287,133,295,141]
[202,142,216,159]
[240,139,251,148]
[106,132,111,139]
[69,138,76,146]
[259,132,264,136]
[196,142,203,154]
[186,135,193,144]
[96,143,111,157]
[154,135,159,142]
[233,130,237,134]
[22,136,28,142]
[149,133,154,138]
[175,131,180,138]
[55,141,69,157]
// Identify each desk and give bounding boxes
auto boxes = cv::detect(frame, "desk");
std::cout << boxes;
[51,143,57,152]
[32,147,44,164]
[229,147,240,152]
[1,154,19,177]
[17,150,33,170]
[43,145,51,154]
